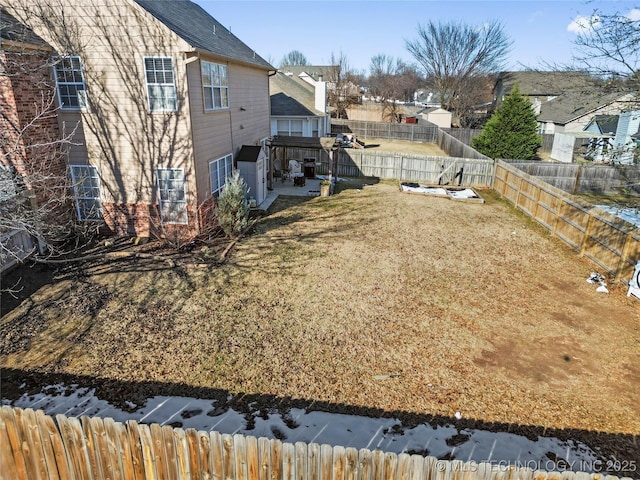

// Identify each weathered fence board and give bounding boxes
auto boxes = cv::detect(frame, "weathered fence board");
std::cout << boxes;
[506,161,640,196]
[0,406,626,480]
[494,160,640,284]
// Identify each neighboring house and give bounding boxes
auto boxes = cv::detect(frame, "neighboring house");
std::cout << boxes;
[4,0,274,237]
[552,110,640,164]
[495,71,636,135]
[536,90,635,134]
[494,71,595,115]
[270,71,330,138]
[581,114,619,162]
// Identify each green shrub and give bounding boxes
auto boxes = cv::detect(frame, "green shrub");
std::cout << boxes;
[217,170,250,237]
[472,84,542,160]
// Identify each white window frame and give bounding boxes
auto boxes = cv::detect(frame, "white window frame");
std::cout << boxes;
[209,153,233,196]
[144,57,177,112]
[156,167,188,224]
[69,165,102,221]
[53,56,87,110]
[201,60,229,110]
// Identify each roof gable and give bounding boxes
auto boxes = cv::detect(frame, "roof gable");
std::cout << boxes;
[134,0,273,70]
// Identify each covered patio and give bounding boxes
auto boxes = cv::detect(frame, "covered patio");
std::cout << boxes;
[258,135,339,210]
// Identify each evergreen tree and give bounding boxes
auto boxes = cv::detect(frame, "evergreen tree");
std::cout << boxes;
[472,85,541,159]
[216,170,250,238]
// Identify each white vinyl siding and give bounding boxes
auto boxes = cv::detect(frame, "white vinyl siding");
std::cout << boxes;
[157,167,187,224]
[70,165,102,221]
[144,57,177,112]
[201,61,229,110]
[209,154,233,195]
[54,56,87,110]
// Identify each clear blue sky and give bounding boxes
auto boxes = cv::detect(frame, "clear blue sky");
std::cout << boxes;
[195,0,639,74]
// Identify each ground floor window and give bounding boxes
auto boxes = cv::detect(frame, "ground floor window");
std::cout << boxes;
[209,153,233,195]
[157,167,188,224]
[69,165,102,221]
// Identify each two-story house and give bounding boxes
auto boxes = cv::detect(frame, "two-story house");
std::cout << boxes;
[4,0,274,237]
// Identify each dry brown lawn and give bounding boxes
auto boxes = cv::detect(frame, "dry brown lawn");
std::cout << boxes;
[2,180,639,459]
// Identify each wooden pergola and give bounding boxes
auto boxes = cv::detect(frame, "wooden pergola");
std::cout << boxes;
[267,136,339,188]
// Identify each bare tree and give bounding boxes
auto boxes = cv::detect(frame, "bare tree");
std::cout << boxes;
[279,50,308,67]
[326,51,361,119]
[368,55,422,122]
[1,8,83,271]
[405,20,511,117]
[571,9,640,93]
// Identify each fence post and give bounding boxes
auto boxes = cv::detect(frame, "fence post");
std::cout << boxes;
[579,214,595,257]
[615,230,635,283]
[573,164,583,195]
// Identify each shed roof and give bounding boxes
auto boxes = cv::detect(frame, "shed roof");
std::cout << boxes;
[236,145,263,162]
[134,0,273,70]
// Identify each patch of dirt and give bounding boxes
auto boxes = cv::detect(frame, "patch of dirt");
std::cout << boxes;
[2,182,640,469]
[353,138,447,155]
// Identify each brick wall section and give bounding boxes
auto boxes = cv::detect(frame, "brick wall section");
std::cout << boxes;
[101,202,200,239]
[1,49,67,207]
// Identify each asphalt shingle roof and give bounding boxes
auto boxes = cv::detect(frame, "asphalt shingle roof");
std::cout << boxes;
[0,7,48,47]
[134,0,273,70]
[537,90,631,125]
[270,72,324,116]
[498,71,597,96]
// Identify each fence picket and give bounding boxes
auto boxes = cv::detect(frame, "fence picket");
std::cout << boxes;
[333,445,346,480]
[162,424,179,480]
[36,409,72,480]
[0,407,629,480]
[282,441,295,480]
[257,436,270,480]
[125,419,147,480]
[247,435,260,480]
[235,434,249,480]
[0,406,28,480]
[296,442,308,480]
[222,434,236,480]
[136,422,158,480]
[320,444,333,480]
[383,452,397,480]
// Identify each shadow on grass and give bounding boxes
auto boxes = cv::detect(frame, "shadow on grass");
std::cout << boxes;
[1,366,638,473]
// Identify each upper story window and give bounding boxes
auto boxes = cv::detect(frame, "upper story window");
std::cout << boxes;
[54,56,87,110]
[144,57,177,112]
[201,61,229,110]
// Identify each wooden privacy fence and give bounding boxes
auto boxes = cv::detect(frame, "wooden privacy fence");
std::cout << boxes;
[0,406,621,480]
[331,120,438,143]
[506,162,640,196]
[494,160,640,284]
[329,150,494,185]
